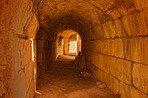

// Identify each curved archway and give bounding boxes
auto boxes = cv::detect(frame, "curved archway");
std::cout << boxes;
[1,0,148,97]
[56,30,82,57]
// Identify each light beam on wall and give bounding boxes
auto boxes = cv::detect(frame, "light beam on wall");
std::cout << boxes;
[30,38,35,62]
[34,68,36,78]
[77,35,79,41]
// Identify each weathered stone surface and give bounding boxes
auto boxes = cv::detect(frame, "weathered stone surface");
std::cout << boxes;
[114,38,124,58]
[130,86,148,98]
[91,25,105,40]
[101,39,115,56]
[103,21,117,38]
[134,0,148,10]
[109,9,121,20]
[92,53,116,75]
[103,72,119,95]
[117,8,128,16]
[25,78,35,98]
[87,40,103,53]
[25,61,35,91]
[113,19,126,37]
[132,63,148,94]
[93,68,104,82]
[1,0,148,97]
[119,81,148,98]
[115,59,132,84]
[26,14,39,39]
[23,41,32,66]
[12,71,26,98]
[101,38,124,58]
[119,82,131,98]
[124,37,148,64]
[0,81,6,97]
[93,67,119,95]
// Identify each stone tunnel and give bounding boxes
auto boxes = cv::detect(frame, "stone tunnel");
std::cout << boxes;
[0,0,148,98]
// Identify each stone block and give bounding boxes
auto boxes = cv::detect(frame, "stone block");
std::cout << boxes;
[102,55,116,74]
[122,8,148,37]
[101,39,115,56]
[109,10,121,19]
[124,37,148,64]
[25,78,35,98]
[25,61,34,91]
[113,19,126,37]
[115,59,132,84]
[114,38,124,58]
[122,13,146,37]
[23,41,32,65]
[92,53,116,76]
[103,72,119,95]
[130,87,148,98]
[92,25,105,40]
[132,63,148,94]
[119,81,131,98]
[10,0,33,35]
[88,40,103,53]
[119,81,148,98]
[101,38,124,58]
[93,67,119,95]
[0,38,11,56]
[93,68,103,81]
[12,70,26,98]
[0,54,7,65]
[102,21,117,38]
[138,8,148,35]
[134,0,148,10]
[27,14,39,39]
[117,8,128,16]
[91,53,103,69]
[0,81,6,97]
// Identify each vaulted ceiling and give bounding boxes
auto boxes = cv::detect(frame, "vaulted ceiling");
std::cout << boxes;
[36,0,134,40]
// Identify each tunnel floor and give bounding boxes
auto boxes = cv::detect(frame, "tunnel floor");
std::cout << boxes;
[35,55,114,98]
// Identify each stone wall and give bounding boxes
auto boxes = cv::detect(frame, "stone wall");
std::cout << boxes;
[83,2,148,97]
[1,0,148,98]
[0,0,39,97]
[37,0,148,97]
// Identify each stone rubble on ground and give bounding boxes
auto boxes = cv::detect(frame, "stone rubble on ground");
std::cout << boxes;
[79,71,93,77]
[96,81,107,89]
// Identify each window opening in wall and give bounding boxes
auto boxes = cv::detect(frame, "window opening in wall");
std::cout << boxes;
[56,30,82,61]
[69,41,77,53]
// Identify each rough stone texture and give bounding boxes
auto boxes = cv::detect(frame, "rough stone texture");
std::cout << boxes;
[124,37,148,64]
[103,21,117,38]
[1,0,148,97]
[93,67,119,95]
[12,71,26,98]
[0,0,39,97]
[0,81,6,97]
[115,59,132,85]
[132,63,148,94]
[91,53,116,75]
[119,82,148,98]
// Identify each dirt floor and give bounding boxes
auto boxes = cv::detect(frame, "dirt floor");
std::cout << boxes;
[35,55,115,98]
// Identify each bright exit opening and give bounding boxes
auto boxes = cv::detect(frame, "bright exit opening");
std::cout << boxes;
[69,41,77,53]
[56,30,82,60]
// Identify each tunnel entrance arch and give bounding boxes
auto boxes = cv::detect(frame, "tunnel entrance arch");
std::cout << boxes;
[36,27,84,74]
[56,30,82,58]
